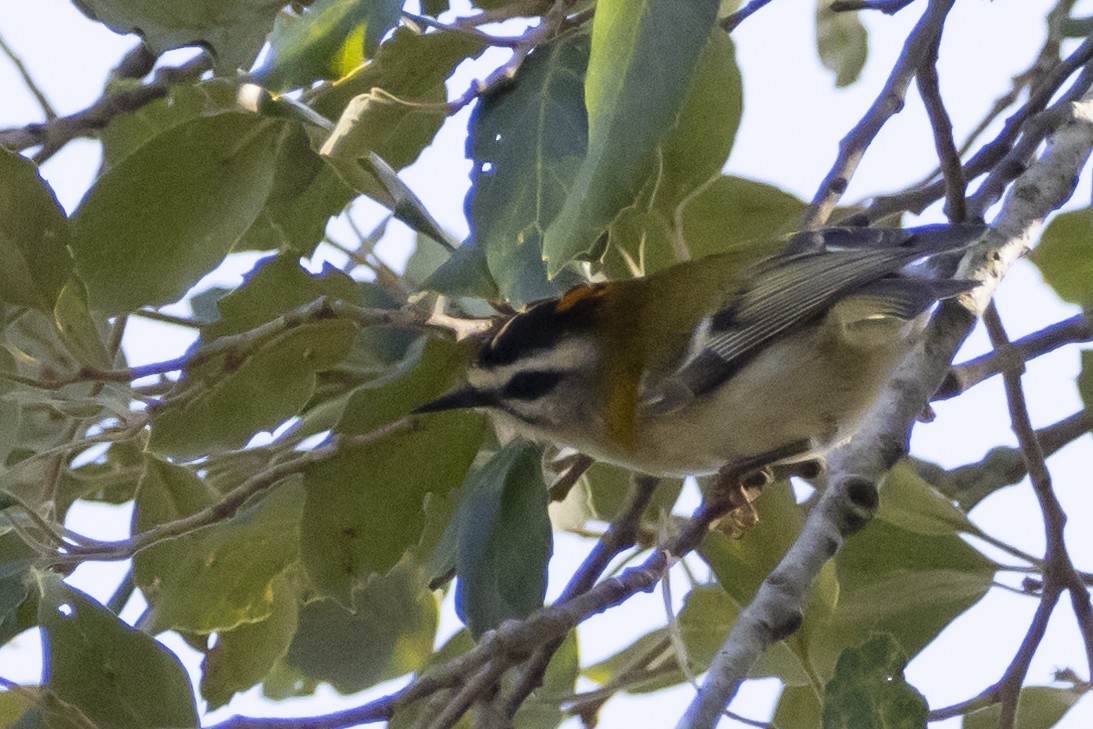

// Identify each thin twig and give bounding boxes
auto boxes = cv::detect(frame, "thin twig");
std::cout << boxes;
[937,312,1093,400]
[831,0,917,12]
[401,11,524,47]
[720,0,776,33]
[0,53,211,160]
[0,32,56,119]
[0,298,488,391]
[854,32,1093,224]
[984,302,1093,725]
[801,0,956,229]
[56,419,412,565]
[916,32,966,221]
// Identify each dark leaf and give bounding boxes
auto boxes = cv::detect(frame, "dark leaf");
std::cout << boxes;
[822,634,928,728]
[455,442,552,638]
[466,32,591,305]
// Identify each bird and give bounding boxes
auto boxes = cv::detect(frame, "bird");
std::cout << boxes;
[416,224,983,482]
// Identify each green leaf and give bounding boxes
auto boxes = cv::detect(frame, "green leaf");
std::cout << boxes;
[698,480,807,604]
[310,28,486,204]
[259,0,404,90]
[0,690,31,727]
[235,123,356,254]
[51,278,111,370]
[680,175,805,261]
[962,686,1085,729]
[466,32,591,305]
[203,254,360,339]
[877,461,985,538]
[810,518,995,678]
[455,442,552,638]
[1031,208,1093,307]
[822,634,927,728]
[774,685,823,729]
[285,559,437,693]
[133,457,304,633]
[0,148,73,312]
[148,318,356,458]
[0,350,22,469]
[816,1,869,88]
[200,573,301,709]
[98,82,233,169]
[72,0,285,74]
[301,339,486,604]
[542,0,721,274]
[584,462,683,528]
[654,29,743,210]
[423,242,500,300]
[71,113,282,314]
[35,572,198,729]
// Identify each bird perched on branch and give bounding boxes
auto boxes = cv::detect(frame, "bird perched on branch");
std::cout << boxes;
[418,224,983,487]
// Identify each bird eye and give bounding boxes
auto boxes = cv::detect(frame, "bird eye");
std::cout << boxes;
[502,370,564,401]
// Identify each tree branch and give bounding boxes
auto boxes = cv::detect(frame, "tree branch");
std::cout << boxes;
[54,419,412,565]
[501,475,661,719]
[801,0,956,229]
[913,408,1093,511]
[852,31,1093,224]
[936,312,1093,400]
[678,78,1093,729]
[0,298,491,391]
[917,32,966,221]
[0,53,211,162]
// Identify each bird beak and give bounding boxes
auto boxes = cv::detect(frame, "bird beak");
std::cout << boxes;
[414,387,497,414]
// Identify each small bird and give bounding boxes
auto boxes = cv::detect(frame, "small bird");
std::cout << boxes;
[418,225,982,480]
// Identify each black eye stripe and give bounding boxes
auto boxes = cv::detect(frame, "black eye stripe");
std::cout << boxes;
[502,370,565,401]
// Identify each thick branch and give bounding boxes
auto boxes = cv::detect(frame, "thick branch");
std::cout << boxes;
[679,81,1093,729]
